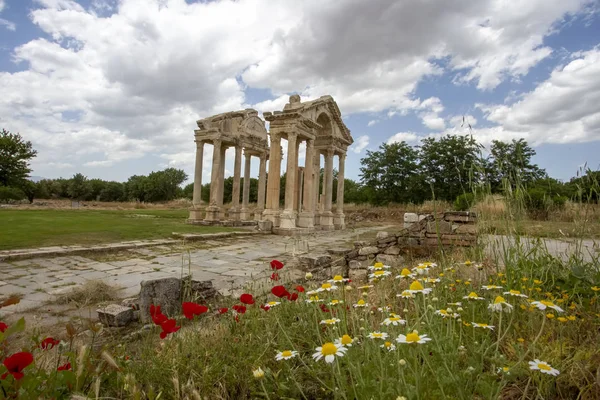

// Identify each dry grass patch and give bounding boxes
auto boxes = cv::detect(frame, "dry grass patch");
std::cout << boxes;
[54,280,121,305]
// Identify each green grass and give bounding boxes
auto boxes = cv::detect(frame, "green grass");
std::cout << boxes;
[0,209,237,250]
[480,219,600,239]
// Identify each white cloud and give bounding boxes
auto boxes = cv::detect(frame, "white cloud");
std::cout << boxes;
[367,119,379,127]
[478,48,600,144]
[350,135,370,154]
[387,132,419,144]
[449,115,478,128]
[0,0,595,180]
[0,0,16,30]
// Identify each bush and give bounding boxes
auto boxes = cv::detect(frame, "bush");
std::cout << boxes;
[454,193,475,211]
[524,187,566,219]
[0,186,25,203]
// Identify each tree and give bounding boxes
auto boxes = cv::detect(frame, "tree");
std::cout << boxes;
[419,135,484,202]
[126,175,149,201]
[0,129,38,188]
[360,142,425,205]
[67,173,92,200]
[144,168,187,202]
[99,181,126,202]
[486,139,546,192]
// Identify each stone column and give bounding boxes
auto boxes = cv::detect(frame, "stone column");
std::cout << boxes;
[240,151,251,220]
[204,139,222,222]
[255,153,267,221]
[229,145,242,221]
[263,132,282,226]
[188,140,204,222]
[217,144,227,211]
[320,148,335,230]
[313,151,320,226]
[279,132,298,230]
[298,139,315,228]
[334,153,346,230]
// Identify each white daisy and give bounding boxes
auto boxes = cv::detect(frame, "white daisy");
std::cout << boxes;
[529,359,560,376]
[317,283,338,292]
[328,275,350,284]
[368,270,392,280]
[463,292,484,301]
[368,262,391,270]
[353,299,368,308]
[334,335,355,347]
[396,331,432,344]
[435,309,460,319]
[368,331,389,340]
[530,300,564,313]
[504,290,528,298]
[488,296,513,313]
[408,281,433,294]
[381,341,396,351]
[275,350,298,361]
[312,342,347,363]
[395,268,416,279]
[381,316,407,326]
[482,285,503,290]
[472,322,495,330]
[397,290,415,299]
[320,318,341,325]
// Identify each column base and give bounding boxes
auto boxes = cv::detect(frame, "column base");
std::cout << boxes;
[240,208,251,221]
[187,206,205,222]
[262,209,281,227]
[333,213,345,230]
[254,209,264,221]
[319,211,334,230]
[279,210,297,229]
[204,206,222,222]
[228,207,241,221]
[297,211,315,228]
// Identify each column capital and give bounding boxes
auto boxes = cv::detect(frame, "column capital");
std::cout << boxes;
[325,148,335,158]
[270,131,282,141]
[212,138,222,148]
[339,152,346,162]
[287,131,298,143]
[306,138,315,148]
[194,139,205,146]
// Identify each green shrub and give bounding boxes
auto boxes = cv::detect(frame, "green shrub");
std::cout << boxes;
[524,187,565,219]
[454,193,475,211]
[0,186,25,203]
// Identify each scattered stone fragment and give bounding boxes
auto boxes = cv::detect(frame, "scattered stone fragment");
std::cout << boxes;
[97,304,134,327]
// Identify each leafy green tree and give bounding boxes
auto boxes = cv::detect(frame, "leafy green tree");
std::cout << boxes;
[99,181,126,202]
[568,169,599,203]
[126,175,149,202]
[0,129,38,189]
[144,168,187,202]
[67,173,92,200]
[486,139,546,192]
[419,135,483,202]
[88,179,107,201]
[360,142,425,205]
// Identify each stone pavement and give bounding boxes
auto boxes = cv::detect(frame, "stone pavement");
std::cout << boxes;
[0,226,392,316]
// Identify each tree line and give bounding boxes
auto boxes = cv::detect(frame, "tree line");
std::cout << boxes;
[1,128,598,206]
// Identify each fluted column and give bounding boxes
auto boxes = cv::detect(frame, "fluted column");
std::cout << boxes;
[240,151,251,220]
[217,144,226,208]
[204,139,222,221]
[313,151,320,226]
[334,152,346,229]
[321,148,335,229]
[280,132,298,229]
[298,139,315,228]
[255,154,267,221]
[187,139,205,223]
[263,132,282,226]
[229,145,242,221]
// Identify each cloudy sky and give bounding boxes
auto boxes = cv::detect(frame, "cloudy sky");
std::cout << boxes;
[1,0,599,184]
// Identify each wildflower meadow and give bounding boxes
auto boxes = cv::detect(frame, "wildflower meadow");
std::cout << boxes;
[1,245,600,399]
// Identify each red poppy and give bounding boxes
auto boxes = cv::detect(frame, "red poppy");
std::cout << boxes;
[218,307,229,314]
[260,304,270,311]
[0,321,7,333]
[159,319,180,339]
[182,302,208,320]
[240,294,255,305]
[150,304,168,325]
[1,352,34,380]
[320,304,330,313]
[270,272,280,281]
[295,285,305,293]
[270,260,284,270]
[232,304,247,314]
[57,362,71,371]
[40,337,60,350]
[271,285,290,298]
[287,292,298,301]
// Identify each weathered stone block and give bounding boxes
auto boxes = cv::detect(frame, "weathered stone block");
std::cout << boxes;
[404,213,419,224]
[357,255,367,261]
[358,246,378,256]
[348,260,365,270]
[97,304,134,327]
[376,231,389,239]
[407,238,420,246]
[299,254,332,270]
[426,220,453,234]
[376,254,403,267]
[349,269,368,282]
[443,211,477,223]
[377,236,397,245]
[327,248,352,256]
[139,277,182,323]
[354,241,367,248]
[346,249,358,260]
[384,246,401,255]
[455,224,478,234]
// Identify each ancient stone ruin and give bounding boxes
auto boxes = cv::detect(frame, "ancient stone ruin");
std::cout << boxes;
[187,95,354,235]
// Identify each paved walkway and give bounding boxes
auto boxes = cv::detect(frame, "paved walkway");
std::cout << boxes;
[0,226,390,316]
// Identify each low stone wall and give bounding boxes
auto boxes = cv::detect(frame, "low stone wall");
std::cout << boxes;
[296,211,478,282]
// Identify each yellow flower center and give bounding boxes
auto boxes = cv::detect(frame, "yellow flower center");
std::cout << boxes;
[374,262,384,269]
[373,333,383,338]
[357,299,365,305]
[389,317,400,322]
[281,350,292,358]
[268,301,278,306]
[410,281,424,291]
[384,341,392,348]
[439,310,448,315]
[405,332,420,343]
[330,300,339,304]
[509,290,521,295]
[468,292,479,298]
[401,268,412,276]
[321,343,337,356]
[322,283,332,289]
[401,290,412,297]
[540,300,554,307]
[538,363,551,371]
[341,335,352,345]
[479,323,489,327]
[332,275,343,281]
[374,270,385,276]
[464,260,472,265]
[325,319,336,324]
[494,296,506,304]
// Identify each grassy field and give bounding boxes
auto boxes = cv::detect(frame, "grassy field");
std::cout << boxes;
[0,209,237,250]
